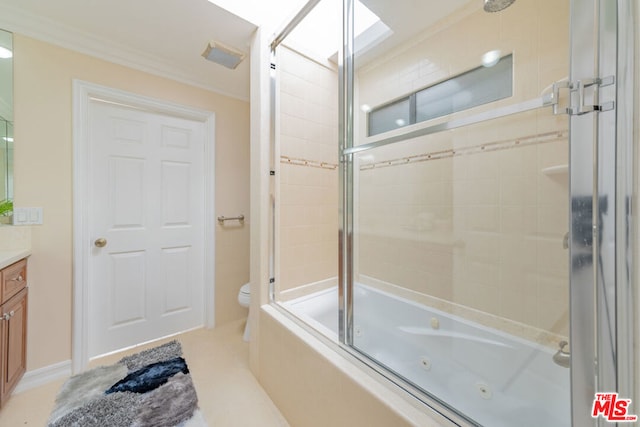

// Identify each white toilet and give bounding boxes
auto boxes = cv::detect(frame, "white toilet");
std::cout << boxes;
[237,283,251,341]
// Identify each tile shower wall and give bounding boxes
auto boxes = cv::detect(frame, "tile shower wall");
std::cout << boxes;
[355,0,570,338]
[278,46,339,294]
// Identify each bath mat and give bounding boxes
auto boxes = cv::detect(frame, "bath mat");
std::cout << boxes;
[47,341,208,427]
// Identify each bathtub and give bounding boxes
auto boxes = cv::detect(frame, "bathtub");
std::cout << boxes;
[284,284,570,427]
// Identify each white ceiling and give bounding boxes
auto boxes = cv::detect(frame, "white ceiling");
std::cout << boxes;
[0,0,258,100]
[0,0,475,101]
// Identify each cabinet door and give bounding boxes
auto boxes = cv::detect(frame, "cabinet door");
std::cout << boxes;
[0,288,27,407]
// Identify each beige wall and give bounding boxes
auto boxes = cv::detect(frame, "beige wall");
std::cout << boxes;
[12,35,249,371]
[354,0,569,341]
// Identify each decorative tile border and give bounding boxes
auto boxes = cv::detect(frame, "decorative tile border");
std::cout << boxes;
[280,130,567,172]
[281,155,338,170]
[360,130,568,170]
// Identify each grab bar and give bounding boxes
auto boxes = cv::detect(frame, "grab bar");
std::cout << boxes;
[217,214,245,224]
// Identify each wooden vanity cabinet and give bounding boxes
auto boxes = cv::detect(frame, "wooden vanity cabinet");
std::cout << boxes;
[0,259,28,408]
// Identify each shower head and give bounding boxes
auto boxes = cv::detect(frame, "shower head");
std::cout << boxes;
[483,0,516,13]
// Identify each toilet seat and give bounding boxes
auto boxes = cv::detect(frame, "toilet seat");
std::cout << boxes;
[238,283,251,307]
[238,283,251,342]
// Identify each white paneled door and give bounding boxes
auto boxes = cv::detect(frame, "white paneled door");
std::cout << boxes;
[87,100,205,358]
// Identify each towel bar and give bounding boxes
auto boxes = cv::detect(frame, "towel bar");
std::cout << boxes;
[217,214,245,224]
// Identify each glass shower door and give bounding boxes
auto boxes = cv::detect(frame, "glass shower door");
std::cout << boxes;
[350,105,571,427]
[340,0,629,425]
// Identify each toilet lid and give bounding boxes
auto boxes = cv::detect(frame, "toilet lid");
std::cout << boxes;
[240,283,251,295]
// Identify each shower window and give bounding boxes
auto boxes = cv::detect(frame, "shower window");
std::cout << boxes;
[367,96,411,136]
[415,54,512,122]
[367,55,513,136]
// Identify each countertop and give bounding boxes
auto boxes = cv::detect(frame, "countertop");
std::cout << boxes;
[0,249,31,270]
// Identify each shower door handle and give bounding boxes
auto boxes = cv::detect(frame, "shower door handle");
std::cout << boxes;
[552,80,572,115]
[575,78,600,115]
[552,76,615,116]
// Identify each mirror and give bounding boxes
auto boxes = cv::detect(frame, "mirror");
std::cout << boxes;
[0,28,13,224]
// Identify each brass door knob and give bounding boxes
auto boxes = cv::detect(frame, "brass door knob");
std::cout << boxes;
[94,238,107,248]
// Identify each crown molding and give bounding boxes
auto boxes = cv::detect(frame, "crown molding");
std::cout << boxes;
[0,3,249,102]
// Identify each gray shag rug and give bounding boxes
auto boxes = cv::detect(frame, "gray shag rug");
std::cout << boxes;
[48,341,207,427]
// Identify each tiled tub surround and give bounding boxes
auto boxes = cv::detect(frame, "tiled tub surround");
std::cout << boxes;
[262,1,576,425]
[279,162,338,291]
[275,0,570,345]
[352,0,570,343]
[356,117,570,340]
[278,45,339,294]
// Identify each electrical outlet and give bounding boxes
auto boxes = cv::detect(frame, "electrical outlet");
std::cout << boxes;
[13,207,43,225]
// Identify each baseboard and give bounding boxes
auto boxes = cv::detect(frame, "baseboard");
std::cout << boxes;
[13,360,72,394]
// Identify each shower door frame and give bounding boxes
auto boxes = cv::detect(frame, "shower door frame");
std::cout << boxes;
[568,1,635,425]
[335,0,635,426]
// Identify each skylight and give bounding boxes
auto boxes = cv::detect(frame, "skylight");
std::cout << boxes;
[286,0,384,59]
[207,0,308,28]
[209,0,390,62]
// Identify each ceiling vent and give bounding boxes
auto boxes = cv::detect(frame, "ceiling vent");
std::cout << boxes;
[201,41,245,70]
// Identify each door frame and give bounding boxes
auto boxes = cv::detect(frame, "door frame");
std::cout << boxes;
[71,80,216,373]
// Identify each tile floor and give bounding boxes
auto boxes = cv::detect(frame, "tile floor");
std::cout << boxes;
[0,319,290,426]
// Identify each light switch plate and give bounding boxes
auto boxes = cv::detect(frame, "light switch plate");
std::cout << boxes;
[13,207,43,225]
